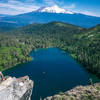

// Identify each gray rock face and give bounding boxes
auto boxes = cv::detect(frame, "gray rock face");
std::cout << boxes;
[0,76,33,100]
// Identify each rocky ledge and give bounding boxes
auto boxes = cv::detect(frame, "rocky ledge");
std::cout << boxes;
[44,83,100,100]
[0,76,33,100]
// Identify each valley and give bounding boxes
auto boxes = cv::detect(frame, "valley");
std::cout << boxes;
[0,21,100,79]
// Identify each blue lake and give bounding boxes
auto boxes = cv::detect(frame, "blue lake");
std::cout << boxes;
[4,48,100,100]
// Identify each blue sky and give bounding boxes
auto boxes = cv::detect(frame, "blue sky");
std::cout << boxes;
[0,0,100,17]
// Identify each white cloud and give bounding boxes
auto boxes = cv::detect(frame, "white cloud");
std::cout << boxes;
[81,11,99,17]
[73,10,100,17]
[43,0,56,6]
[0,3,38,11]
[67,4,76,9]
[0,0,40,15]
[43,0,64,6]
[63,3,76,11]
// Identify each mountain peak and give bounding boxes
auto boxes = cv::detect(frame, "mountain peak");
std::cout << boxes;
[35,5,74,14]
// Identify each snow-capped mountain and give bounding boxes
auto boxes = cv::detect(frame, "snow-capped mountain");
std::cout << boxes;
[1,5,100,28]
[36,5,74,14]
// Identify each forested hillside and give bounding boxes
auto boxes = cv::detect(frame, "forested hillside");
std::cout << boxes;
[0,22,84,71]
[0,34,32,71]
[0,22,100,79]
[68,25,100,77]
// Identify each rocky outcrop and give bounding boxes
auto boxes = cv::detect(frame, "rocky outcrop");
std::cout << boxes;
[44,83,100,100]
[0,76,33,100]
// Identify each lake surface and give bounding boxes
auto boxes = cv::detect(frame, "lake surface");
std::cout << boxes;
[4,48,100,100]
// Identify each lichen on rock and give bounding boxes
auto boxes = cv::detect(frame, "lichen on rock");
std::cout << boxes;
[44,83,100,100]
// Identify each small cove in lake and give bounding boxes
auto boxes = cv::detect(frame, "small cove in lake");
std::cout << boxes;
[4,48,100,100]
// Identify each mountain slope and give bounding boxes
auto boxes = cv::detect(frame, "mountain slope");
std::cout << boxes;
[1,5,100,28]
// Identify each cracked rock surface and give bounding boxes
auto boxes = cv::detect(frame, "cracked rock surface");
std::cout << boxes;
[0,76,33,100]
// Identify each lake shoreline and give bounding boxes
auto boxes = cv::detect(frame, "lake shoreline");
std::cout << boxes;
[3,47,100,82]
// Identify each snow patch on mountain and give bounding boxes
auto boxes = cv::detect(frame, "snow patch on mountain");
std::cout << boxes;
[35,5,74,14]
